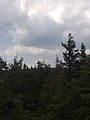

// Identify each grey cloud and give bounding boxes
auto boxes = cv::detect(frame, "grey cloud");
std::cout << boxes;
[11,0,90,49]
[0,0,90,51]
[18,17,65,48]
[0,0,90,66]
[0,0,27,31]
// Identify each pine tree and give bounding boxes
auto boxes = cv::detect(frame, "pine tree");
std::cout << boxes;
[0,56,8,75]
[79,55,90,120]
[80,43,87,64]
[62,33,79,70]
[55,55,63,69]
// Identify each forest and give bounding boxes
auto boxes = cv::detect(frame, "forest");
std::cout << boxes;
[0,33,90,120]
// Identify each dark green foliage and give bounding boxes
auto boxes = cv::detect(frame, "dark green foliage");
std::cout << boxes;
[0,35,90,120]
[80,43,87,64]
[0,56,8,74]
[62,33,79,70]
[55,55,63,69]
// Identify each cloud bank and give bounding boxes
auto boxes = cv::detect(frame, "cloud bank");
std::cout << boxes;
[0,0,90,65]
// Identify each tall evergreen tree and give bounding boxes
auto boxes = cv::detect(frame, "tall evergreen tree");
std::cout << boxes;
[62,33,79,70]
[80,43,87,64]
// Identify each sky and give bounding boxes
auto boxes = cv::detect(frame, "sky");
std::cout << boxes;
[0,0,90,66]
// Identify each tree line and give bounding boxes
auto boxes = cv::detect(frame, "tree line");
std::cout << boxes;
[0,33,90,120]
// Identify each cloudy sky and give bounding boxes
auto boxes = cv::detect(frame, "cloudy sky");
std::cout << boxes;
[0,0,90,66]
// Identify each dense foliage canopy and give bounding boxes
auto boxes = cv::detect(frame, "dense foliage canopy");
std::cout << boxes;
[0,34,90,120]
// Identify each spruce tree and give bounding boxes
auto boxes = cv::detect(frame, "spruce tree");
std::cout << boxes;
[62,33,79,70]
[80,43,87,64]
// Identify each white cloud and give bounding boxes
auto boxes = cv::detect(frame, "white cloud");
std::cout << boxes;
[8,0,90,48]
[10,24,27,43]
[86,49,90,54]
[47,4,65,24]
[0,0,90,66]
[85,10,90,20]
[82,28,90,36]
[19,0,26,11]
[5,45,60,56]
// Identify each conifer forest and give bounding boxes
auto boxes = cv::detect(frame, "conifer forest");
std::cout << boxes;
[0,34,90,120]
